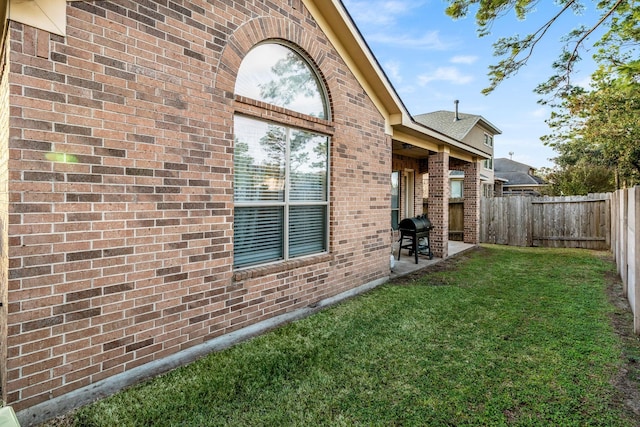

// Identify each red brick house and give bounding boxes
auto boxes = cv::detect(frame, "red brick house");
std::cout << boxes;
[1,1,488,423]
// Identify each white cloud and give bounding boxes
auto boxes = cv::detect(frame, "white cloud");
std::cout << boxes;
[531,107,547,118]
[383,60,403,84]
[342,0,422,26]
[418,67,474,85]
[450,55,479,65]
[367,31,450,50]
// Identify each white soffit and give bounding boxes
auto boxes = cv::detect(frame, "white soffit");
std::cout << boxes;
[9,0,67,36]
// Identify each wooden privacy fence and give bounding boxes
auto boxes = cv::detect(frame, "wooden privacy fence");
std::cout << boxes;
[611,187,640,333]
[480,194,611,250]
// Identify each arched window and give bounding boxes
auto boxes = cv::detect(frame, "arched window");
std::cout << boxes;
[233,42,330,268]
[235,42,328,119]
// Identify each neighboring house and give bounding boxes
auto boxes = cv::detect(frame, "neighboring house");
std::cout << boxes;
[494,158,548,196]
[1,1,488,422]
[415,102,502,199]
[415,103,501,240]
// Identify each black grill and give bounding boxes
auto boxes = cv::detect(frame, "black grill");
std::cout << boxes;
[397,215,433,264]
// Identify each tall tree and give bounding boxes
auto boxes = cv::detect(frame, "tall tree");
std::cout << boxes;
[540,164,616,195]
[445,0,640,192]
[444,0,640,96]
[542,66,640,189]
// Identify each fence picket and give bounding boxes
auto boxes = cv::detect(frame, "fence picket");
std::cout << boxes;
[481,194,611,250]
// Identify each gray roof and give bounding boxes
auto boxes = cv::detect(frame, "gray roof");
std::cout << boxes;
[414,110,501,141]
[496,171,547,186]
[495,158,535,173]
[494,158,547,186]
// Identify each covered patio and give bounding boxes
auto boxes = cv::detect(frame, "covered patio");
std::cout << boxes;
[392,138,485,261]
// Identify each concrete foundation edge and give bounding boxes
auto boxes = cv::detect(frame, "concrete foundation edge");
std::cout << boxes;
[17,276,389,426]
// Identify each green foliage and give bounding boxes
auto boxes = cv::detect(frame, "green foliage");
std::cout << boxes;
[444,0,638,96]
[542,66,640,189]
[259,52,320,111]
[63,246,636,426]
[540,163,616,195]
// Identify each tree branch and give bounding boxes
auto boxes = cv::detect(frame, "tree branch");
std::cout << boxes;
[566,0,626,73]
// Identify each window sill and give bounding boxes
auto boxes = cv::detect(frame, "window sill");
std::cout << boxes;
[233,253,333,282]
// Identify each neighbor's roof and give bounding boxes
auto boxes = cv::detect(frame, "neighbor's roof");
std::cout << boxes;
[414,110,502,141]
[495,158,537,173]
[496,172,547,186]
[494,158,547,186]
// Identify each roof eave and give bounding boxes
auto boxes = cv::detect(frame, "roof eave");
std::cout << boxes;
[303,0,407,122]
[396,116,490,160]
[478,117,502,135]
[306,1,491,161]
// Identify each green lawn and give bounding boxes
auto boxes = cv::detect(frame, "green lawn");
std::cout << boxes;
[64,245,636,426]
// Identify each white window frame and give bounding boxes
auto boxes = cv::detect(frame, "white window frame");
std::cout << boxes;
[403,169,415,218]
[233,42,330,269]
[484,133,493,147]
[483,156,493,170]
[391,170,400,230]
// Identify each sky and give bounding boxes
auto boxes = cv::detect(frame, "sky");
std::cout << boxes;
[340,0,605,169]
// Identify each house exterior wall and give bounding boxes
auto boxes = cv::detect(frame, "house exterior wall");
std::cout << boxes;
[460,125,493,157]
[5,0,391,411]
[0,29,10,404]
[427,151,449,258]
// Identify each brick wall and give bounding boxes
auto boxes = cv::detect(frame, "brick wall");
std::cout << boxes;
[1,30,10,405]
[427,151,449,258]
[6,0,391,411]
[463,160,480,244]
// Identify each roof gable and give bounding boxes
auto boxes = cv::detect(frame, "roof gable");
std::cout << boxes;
[303,1,490,160]
[414,111,482,141]
[414,110,502,140]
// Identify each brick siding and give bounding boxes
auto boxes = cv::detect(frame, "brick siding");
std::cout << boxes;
[462,160,480,244]
[427,151,449,258]
[5,0,391,410]
[1,30,10,405]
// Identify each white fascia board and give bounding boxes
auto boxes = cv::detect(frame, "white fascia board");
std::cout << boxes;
[9,0,67,35]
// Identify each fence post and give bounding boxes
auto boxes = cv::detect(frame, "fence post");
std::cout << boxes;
[622,189,629,295]
[610,191,617,259]
[633,187,640,334]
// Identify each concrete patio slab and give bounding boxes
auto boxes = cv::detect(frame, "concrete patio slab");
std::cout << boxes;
[390,240,477,279]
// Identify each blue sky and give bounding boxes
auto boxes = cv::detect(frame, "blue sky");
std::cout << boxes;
[341,0,604,169]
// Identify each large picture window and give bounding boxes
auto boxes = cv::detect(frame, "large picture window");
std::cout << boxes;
[234,116,328,268]
[233,42,331,269]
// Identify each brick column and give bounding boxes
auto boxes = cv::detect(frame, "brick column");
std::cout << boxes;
[463,160,480,244]
[428,150,449,258]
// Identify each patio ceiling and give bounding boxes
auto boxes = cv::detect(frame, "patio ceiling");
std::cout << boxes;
[392,140,432,159]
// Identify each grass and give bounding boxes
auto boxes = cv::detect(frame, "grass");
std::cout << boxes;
[61,245,635,426]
